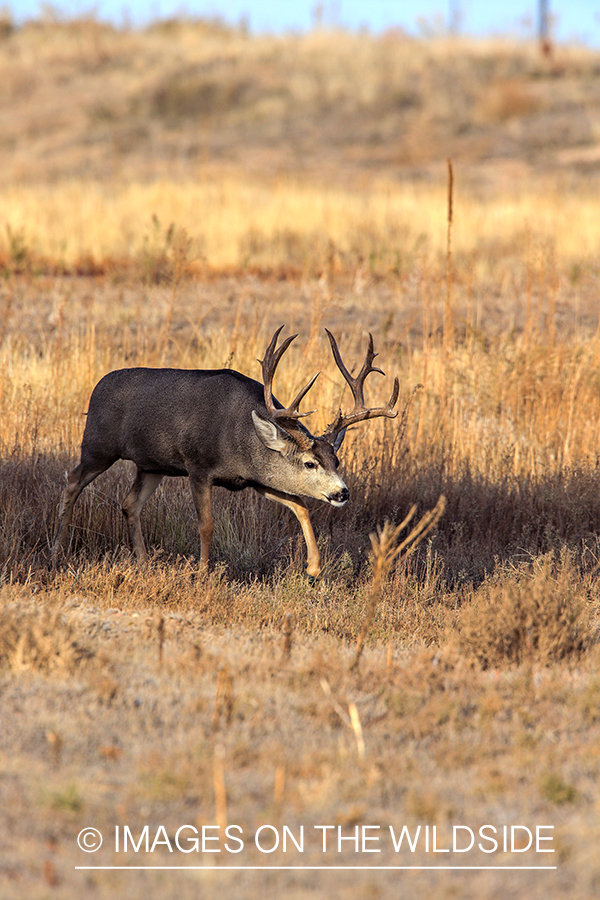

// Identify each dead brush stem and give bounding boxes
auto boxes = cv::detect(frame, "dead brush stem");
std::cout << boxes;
[444,158,454,356]
[212,665,234,730]
[351,495,447,671]
[159,226,193,365]
[156,613,165,666]
[281,610,294,662]
[212,743,228,833]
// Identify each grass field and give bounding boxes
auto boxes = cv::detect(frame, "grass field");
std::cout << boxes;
[2,13,600,900]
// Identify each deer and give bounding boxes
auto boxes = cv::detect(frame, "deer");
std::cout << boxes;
[53,327,399,578]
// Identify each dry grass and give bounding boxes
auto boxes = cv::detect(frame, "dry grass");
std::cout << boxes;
[2,15,600,900]
[2,16,599,186]
[2,14,600,276]
[2,263,600,897]
[0,590,94,673]
[0,587,599,898]
[456,551,595,667]
[3,176,600,275]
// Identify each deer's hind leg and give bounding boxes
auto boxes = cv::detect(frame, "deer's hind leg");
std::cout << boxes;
[122,468,164,561]
[53,459,113,558]
[188,476,213,569]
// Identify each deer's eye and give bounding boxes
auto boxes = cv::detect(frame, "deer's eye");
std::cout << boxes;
[304,460,318,470]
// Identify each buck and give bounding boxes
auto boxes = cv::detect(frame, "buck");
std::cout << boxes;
[53,327,399,578]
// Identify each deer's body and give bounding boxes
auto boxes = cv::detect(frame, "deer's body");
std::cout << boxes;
[54,329,398,578]
[82,366,291,487]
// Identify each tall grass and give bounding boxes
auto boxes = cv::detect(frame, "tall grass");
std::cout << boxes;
[2,268,600,472]
[1,175,600,274]
[2,244,600,616]
[1,167,600,670]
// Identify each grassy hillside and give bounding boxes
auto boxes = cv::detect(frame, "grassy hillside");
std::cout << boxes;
[2,15,600,187]
[1,15,600,274]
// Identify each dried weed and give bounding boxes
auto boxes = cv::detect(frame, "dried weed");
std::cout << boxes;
[0,594,94,674]
[456,552,595,667]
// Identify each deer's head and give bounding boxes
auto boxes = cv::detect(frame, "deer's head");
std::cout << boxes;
[252,326,399,506]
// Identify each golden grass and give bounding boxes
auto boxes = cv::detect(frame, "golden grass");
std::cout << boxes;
[2,284,600,891]
[2,269,600,480]
[2,175,600,273]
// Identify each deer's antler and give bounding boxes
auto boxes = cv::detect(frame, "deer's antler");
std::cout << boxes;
[320,329,399,444]
[259,326,319,425]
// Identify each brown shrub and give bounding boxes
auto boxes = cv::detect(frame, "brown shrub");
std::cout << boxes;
[477,78,541,122]
[456,552,595,667]
[0,594,93,673]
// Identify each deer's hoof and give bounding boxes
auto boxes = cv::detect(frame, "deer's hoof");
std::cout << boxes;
[304,566,318,585]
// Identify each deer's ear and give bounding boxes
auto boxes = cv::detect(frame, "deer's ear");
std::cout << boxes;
[252,410,289,452]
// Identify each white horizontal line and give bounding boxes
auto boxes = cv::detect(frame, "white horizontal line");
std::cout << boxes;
[75,865,558,871]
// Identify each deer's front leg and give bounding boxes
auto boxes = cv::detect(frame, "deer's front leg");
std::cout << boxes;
[255,485,321,579]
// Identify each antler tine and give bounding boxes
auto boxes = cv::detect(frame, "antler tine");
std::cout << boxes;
[259,326,319,423]
[285,371,320,418]
[326,329,386,407]
[322,329,399,443]
[262,325,297,373]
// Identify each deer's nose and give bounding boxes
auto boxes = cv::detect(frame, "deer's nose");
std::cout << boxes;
[329,487,349,505]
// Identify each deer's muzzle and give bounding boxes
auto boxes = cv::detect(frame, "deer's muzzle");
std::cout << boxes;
[328,487,349,506]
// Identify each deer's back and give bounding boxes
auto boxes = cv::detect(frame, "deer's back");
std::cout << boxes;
[81,367,269,479]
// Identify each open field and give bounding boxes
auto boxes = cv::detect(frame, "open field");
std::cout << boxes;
[3,257,600,900]
[2,14,600,900]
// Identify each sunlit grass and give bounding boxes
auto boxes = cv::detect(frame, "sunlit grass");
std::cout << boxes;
[2,174,600,273]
